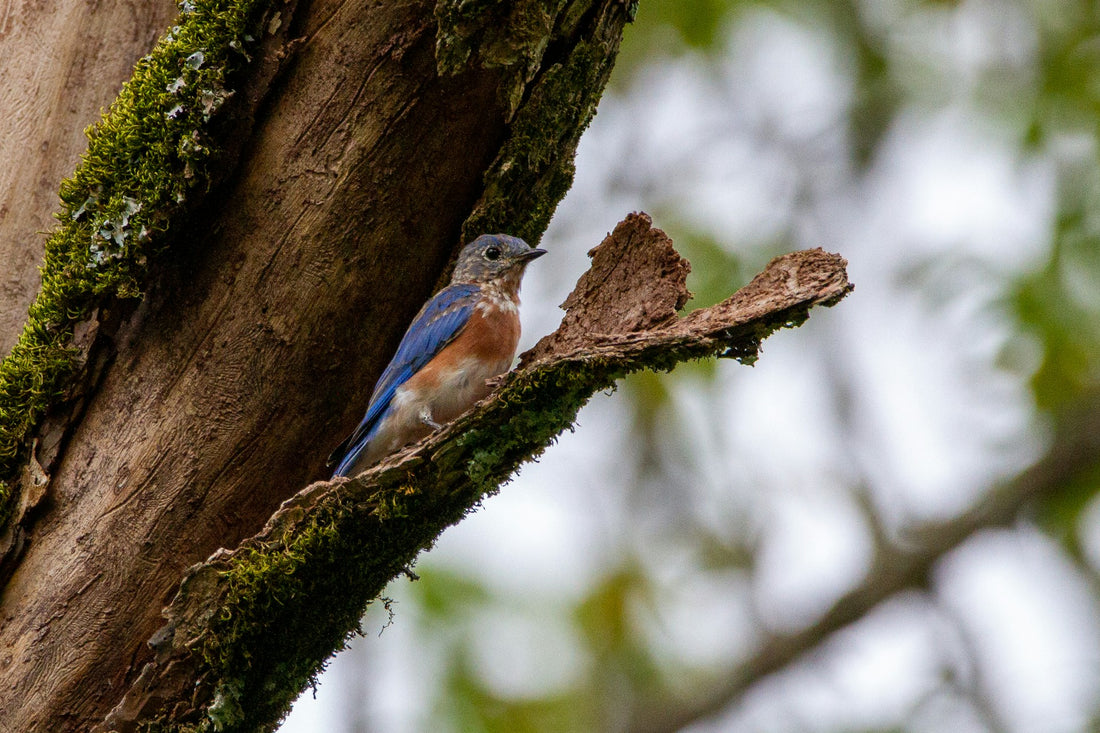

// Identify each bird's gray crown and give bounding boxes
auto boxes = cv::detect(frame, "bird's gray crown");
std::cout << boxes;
[451,233,546,284]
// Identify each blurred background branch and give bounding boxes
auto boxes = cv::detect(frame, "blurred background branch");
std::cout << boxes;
[627,392,1100,733]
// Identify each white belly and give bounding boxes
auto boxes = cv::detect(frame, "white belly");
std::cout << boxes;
[353,356,511,471]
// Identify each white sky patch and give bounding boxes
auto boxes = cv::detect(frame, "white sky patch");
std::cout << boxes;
[1078,495,1100,574]
[827,107,1050,523]
[710,599,957,733]
[864,106,1054,271]
[720,8,853,144]
[641,568,757,673]
[750,486,872,631]
[467,606,589,699]
[937,528,1100,733]
[842,283,1039,521]
[710,333,853,497]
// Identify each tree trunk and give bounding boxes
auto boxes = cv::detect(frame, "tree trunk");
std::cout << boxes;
[0,0,632,730]
[0,0,177,351]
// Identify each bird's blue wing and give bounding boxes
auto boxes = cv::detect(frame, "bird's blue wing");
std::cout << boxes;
[329,283,481,473]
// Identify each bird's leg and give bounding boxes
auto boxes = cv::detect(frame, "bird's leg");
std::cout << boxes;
[419,406,443,430]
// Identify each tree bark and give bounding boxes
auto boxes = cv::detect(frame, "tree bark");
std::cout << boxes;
[0,0,632,730]
[0,0,177,352]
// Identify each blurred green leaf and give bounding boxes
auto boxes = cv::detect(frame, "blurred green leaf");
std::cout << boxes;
[410,566,493,620]
[1011,214,1100,412]
[617,0,748,71]
[1036,462,1100,559]
[444,672,595,733]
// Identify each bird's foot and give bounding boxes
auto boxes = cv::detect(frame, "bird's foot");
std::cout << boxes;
[419,408,443,430]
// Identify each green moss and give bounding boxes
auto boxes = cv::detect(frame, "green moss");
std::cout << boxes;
[456,1,631,243]
[0,0,280,527]
[207,679,246,731]
[434,0,561,81]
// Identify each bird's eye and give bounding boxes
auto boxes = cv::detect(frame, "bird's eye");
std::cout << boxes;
[484,246,502,261]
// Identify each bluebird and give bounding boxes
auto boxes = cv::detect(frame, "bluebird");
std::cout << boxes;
[328,234,546,478]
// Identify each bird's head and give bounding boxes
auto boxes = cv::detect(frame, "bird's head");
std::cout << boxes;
[451,234,546,285]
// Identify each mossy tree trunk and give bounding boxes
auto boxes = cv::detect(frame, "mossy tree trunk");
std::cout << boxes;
[0,0,633,730]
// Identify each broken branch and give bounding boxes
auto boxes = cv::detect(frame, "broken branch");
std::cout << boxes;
[102,212,852,732]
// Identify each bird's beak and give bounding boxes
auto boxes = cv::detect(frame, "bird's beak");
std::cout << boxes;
[521,248,548,262]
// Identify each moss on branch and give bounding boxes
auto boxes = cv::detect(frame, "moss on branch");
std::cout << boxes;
[0,0,286,528]
[112,214,851,733]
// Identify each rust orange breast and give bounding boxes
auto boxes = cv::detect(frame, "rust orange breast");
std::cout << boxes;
[456,305,521,363]
[409,301,520,390]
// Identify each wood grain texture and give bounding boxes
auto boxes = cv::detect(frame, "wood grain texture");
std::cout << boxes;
[0,0,178,355]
